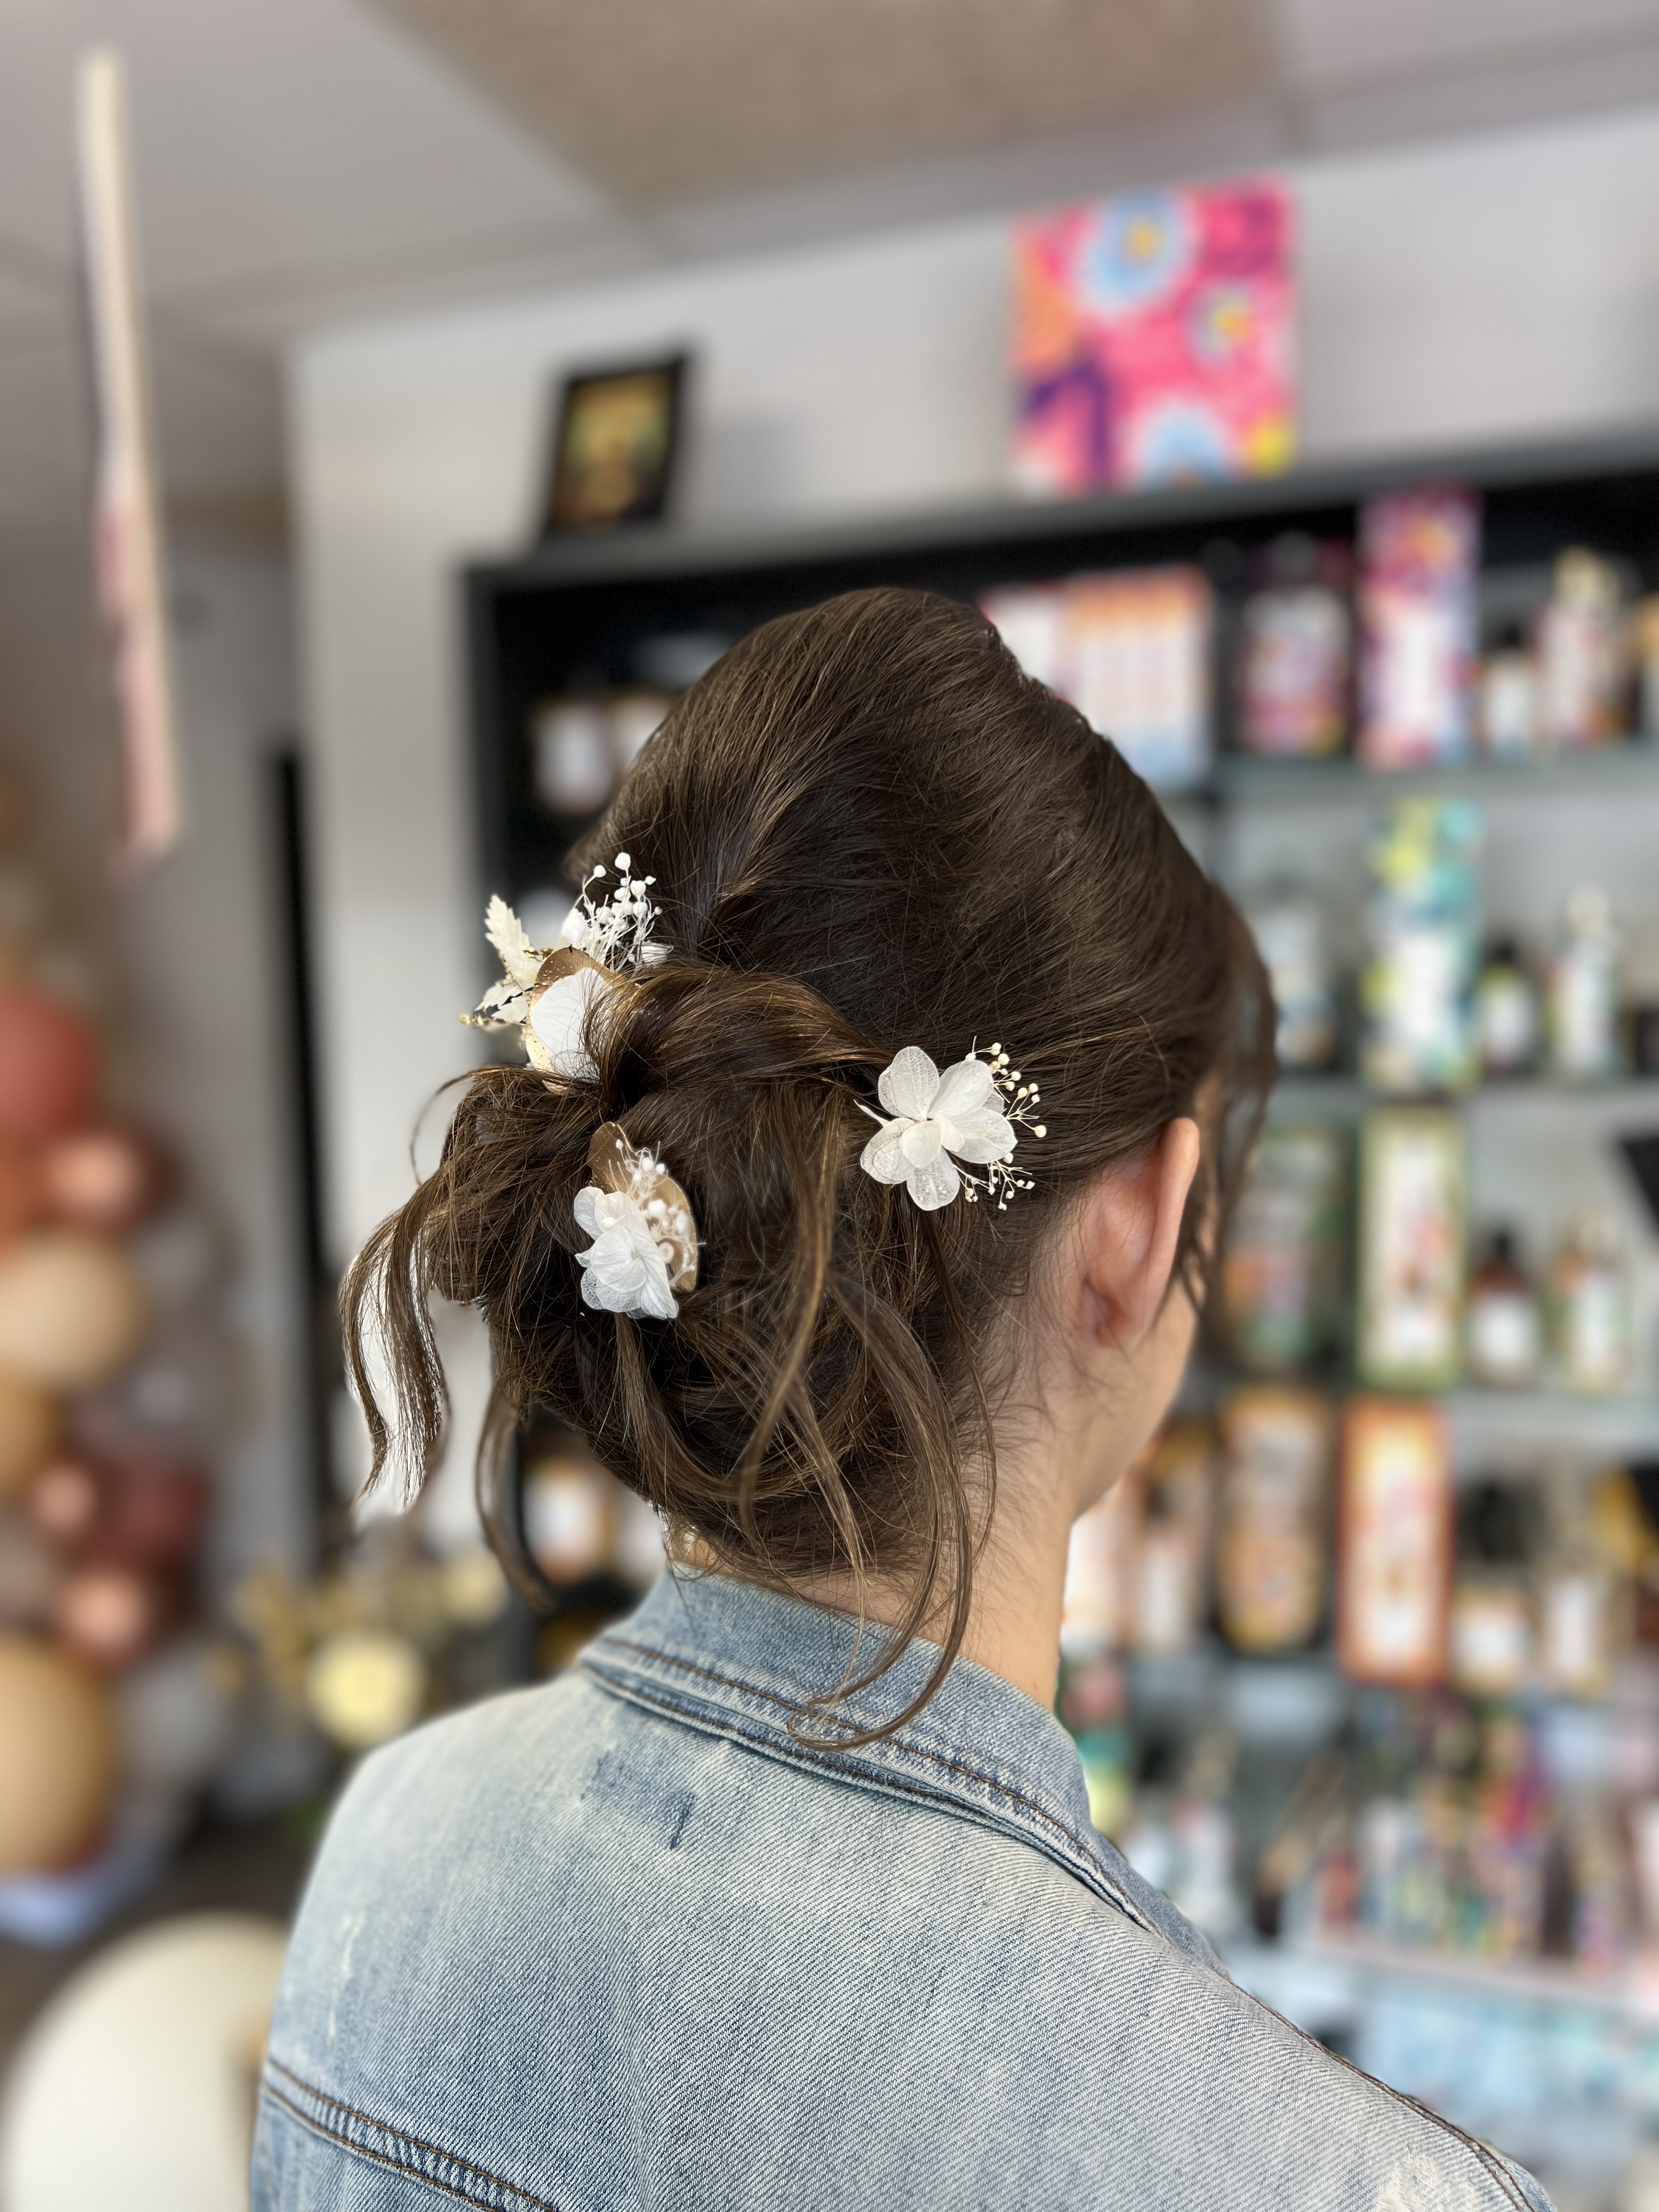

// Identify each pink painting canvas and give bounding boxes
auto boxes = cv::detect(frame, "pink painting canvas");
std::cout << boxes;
[1011,177,1295,496]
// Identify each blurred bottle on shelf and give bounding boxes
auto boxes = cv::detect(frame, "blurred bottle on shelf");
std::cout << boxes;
[1244,886,1341,1071]
[1222,1122,1348,1375]
[1059,1419,1214,1663]
[1361,798,1483,1097]
[1336,1398,1455,1688]
[1056,1649,1132,1837]
[982,568,1214,788]
[1545,884,1624,1079]
[1356,1108,1466,1391]
[1534,1468,1628,1700]
[1062,567,1215,789]
[1356,486,1480,770]
[1465,1228,1543,1389]
[1474,936,1539,1078]
[1133,1421,1214,1658]
[1534,548,1629,752]
[530,697,614,817]
[1215,1386,1330,1654]
[1549,1210,1632,1395]
[1448,1478,1538,1699]
[1234,535,1352,759]
[1476,620,1539,761]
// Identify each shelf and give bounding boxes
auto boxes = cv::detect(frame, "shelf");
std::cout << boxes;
[1226,1928,1659,2023]
[1159,743,1659,807]
[1270,1074,1659,1110]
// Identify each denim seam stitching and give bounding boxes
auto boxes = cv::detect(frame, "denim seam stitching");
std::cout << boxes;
[1241,1994,1528,2210]
[588,1652,1525,2209]
[583,1655,1148,1929]
[262,2057,562,2212]
[588,1634,1129,1899]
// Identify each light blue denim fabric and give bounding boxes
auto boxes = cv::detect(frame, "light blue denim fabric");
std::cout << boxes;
[255,1571,1553,2210]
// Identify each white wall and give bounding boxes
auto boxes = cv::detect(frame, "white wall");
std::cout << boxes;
[292,99,1659,1269]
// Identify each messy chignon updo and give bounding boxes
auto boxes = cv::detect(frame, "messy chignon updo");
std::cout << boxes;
[345,585,1271,1736]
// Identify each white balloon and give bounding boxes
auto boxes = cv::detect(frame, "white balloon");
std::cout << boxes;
[0,1912,289,2212]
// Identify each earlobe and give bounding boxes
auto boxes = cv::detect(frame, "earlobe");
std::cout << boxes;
[1082,1118,1204,1348]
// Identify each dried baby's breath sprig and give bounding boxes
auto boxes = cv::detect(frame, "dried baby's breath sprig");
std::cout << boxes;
[957,1042,1047,1212]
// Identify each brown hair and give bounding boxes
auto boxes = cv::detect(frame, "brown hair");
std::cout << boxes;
[345,586,1270,1737]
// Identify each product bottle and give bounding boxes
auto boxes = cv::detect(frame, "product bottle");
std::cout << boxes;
[1535,548,1628,751]
[1550,1212,1632,1394]
[1465,1229,1542,1389]
[1546,886,1623,1079]
[1477,623,1538,760]
[1475,937,1538,1078]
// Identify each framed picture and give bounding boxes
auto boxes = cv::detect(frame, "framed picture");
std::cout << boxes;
[539,356,686,535]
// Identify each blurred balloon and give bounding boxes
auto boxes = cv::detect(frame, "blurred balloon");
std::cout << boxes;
[306,1627,425,1750]
[22,1457,104,1546]
[41,1126,165,1235]
[52,1564,174,1671]
[0,1514,64,1627]
[0,1369,60,1500]
[82,1460,208,1570]
[0,1912,289,2212]
[0,1136,45,1245]
[0,988,97,1139]
[0,1635,117,1874]
[0,1231,146,1391]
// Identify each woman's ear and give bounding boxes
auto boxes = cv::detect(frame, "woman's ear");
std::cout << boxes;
[1077,1118,1203,1349]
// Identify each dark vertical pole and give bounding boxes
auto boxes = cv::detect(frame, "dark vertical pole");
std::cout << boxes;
[270,745,343,1555]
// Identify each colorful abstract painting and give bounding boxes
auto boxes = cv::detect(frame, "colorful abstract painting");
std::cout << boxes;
[1011,177,1296,496]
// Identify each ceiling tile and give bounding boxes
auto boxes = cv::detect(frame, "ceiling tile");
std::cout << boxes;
[373,0,1275,201]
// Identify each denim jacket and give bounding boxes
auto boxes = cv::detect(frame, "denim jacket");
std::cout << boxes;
[255,1570,1551,2210]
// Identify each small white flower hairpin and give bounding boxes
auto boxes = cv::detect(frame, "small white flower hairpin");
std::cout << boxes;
[464,854,668,1080]
[859,1044,1047,1212]
[574,1124,698,1322]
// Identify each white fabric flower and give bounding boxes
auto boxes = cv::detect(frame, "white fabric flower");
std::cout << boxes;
[573,1186,679,1321]
[526,964,606,1081]
[859,1047,1017,1212]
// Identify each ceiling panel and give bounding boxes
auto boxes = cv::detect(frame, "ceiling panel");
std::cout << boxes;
[373,0,1275,202]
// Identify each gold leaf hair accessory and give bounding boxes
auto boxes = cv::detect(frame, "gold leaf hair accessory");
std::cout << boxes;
[574,1124,698,1322]
[464,854,668,1080]
[858,1044,1046,1212]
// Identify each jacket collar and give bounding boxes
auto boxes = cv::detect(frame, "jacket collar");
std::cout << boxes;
[580,1568,1215,1966]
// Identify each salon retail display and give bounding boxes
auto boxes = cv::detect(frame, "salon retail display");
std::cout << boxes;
[1548,1211,1632,1395]
[1355,1108,1466,1391]
[1010,176,1295,495]
[1356,487,1480,770]
[1474,938,1539,1078]
[1545,885,1624,1078]
[1060,1420,1215,1661]
[1215,1386,1330,1652]
[981,568,1214,786]
[1234,538,1351,758]
[1464,1229,1543,1389]
[1245,888,1340,1071]
[1535,548,1629,751]
[1476,624,1538,760]
[1222,1121,1348,1373]
[1335,1396,1454,1688]
[1360,798,1482,1096]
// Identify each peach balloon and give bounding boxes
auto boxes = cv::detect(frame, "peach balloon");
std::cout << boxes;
[0,988,98,1140]
[0,1634,117,1874]
[41,1127,164,1235]
[0,1232,146,1392]
[0,1368,61,1500]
